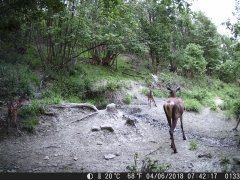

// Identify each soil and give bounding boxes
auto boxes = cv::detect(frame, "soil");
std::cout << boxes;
[0,80,239,173]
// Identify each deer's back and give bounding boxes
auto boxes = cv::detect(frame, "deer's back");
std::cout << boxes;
[164,98,184,119]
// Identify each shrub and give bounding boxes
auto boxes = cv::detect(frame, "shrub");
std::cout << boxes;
[126,153,170,173]
[210,104,218,111]
[18,101,45,118]
[184,99,202,112]
[22,116,39,132]
[141,157,171,173]
[106,80,122,92]
[0,63,39,101]
[123,94,132,105]
[189,140,198,151]
[216,60,237,83]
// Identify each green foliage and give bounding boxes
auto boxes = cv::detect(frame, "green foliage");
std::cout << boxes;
[50,76,91,100]
[220,156,230,165]
[192,12,221,75]
[126,153,170,173]
[123,94,133,105]
[22,116,39,133]
[182,43,207,77]
[106,80,122,92]
[216,60,238,83]
[184,99,202,112]
[22,46,41,69]
[210,104,218,111]
[220,156,231,172]
[141,157,171,173]
[0,63,39,101]
[18,101,45,118]
[189,140,198,151]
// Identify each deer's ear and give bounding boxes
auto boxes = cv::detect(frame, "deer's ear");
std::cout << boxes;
[167,87,171,91]
[176,87,180,91]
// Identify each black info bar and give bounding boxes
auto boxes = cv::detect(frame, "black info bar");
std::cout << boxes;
[1,172,240,180]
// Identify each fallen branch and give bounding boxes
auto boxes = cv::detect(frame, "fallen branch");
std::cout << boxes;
[145,147,162,156]
[70,112,98,124]
[49,103,99,112]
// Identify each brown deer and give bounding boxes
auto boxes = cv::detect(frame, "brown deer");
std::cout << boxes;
[7,94,28,134]
[147,88,157,107]
[163,86,186,153]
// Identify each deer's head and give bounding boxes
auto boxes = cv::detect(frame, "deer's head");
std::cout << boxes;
[166,86,180,98]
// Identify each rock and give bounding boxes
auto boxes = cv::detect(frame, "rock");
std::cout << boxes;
[44,111,56,116]
[73,157,78,161]
[115,152,121,156]
[100,125,114,132]
[126,119,136,126]
[43,156,49,160]
[91,126,100,132]
[106,103,117,113]
[198,153,212,158]
[97,142,103,145]
[104,154,116,160]
[123,114,138,126]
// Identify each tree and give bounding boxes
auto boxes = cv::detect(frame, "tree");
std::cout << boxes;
[191,11,221,75]
[181,43,207,78]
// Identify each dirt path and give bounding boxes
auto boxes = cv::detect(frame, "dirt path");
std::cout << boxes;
[0,81,239,173]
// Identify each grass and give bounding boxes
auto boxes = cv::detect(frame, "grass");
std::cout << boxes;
[123,94,133,104]
[22,116,39,132]
[156,71,240,116]
[189,140,198,151]
[220,156,231,172]
[184,99,202,112]
[126,153,171,173]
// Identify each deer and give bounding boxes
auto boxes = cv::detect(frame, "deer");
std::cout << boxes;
[147,88,157,108]
[7,94,28,134]
[163,85,186,153]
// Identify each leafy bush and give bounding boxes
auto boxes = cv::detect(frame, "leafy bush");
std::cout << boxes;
[216,60,237,83]
[22,116,39,132]
[141,158,171,173]
[123,94,132,104]
[210,104,218,111]
[126,153,170,173]
[0,63,39,100]
[18,101,45,118]
[106,80,122,92]
[51,76,91,99]
[184,98,202,112]
[189,140,198,151]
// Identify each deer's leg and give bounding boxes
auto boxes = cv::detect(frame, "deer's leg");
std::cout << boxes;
[152,98,157,107]
[163,106,172,139]
[148,97,151,107]
[180,116,186,140]
[170,119,178,153]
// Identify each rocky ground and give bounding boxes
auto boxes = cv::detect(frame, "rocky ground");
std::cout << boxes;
[0,81,239,173]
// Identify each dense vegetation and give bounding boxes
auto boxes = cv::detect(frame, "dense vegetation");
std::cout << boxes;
[0,0,240,131]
